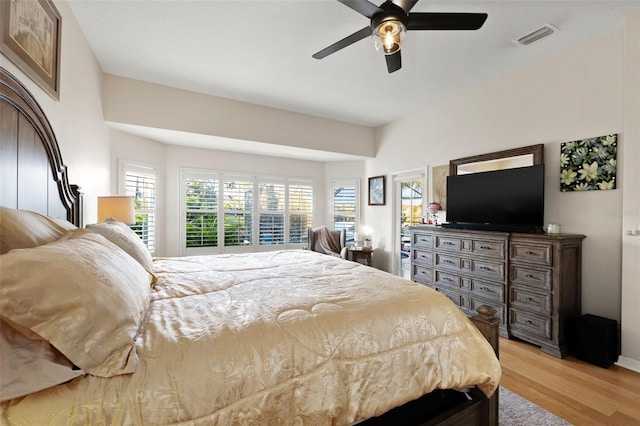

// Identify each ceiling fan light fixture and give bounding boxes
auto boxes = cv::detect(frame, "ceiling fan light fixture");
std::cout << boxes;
[372,19,406,55]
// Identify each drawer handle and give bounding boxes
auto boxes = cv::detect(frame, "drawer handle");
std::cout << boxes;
[479,286,490,292]
[526,320,533,325]
[444,277,454,282]
[479,245,492,250]
[525,274,536,279]
[444,242,455,246]
[526,297,533,302]
[525,251,538,256]
[444,260,455,265]
[420,254,427,258]
[479,266,492,271]
[420,238,428,242]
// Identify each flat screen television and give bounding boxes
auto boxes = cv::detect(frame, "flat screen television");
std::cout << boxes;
[443,165,545,233]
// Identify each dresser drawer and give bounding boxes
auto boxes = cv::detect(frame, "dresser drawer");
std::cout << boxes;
[434,271,503,303]
[472,239,506,260]
[509,308,551,340]
[412,232,434,249]
[473,259,505,281]
[510,242,553,266]
[509,265,552,290]
[509,286,551,315]
[434,270,463,289]
[436,253,461,270]
[412,265,433,285]
[436,253,505,282]
[412,248,433,266]
[436,235,462,251]
[469,278,504,303]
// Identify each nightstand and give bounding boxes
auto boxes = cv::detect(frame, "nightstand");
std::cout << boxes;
[347,246,373,266]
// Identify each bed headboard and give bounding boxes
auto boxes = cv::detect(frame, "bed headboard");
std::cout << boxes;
[0,67,83,227]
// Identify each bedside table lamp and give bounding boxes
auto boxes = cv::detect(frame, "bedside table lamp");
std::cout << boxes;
[97,196,136,224]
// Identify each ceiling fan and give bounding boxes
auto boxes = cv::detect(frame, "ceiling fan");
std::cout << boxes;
[312,0,488,73]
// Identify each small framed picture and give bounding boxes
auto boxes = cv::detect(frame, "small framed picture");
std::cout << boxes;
[1,0,62,100]
[368,175,386,206]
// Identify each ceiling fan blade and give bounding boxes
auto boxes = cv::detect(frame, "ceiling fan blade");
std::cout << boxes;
[385,51,402,73]
[407,12,488,31]
[338,0,382,18]
[313,26,372,59]
[391,0,420,13]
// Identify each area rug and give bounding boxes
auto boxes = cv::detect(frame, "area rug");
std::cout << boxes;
[500,387,572,425]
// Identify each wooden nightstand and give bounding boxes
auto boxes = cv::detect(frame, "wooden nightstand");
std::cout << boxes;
[347,246,373,266]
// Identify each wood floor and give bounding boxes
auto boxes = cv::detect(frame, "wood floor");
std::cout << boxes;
[500,337,640,425]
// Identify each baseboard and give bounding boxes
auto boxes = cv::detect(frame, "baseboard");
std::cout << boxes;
[615,355,640,373]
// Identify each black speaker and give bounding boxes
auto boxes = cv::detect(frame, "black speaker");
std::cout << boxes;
[574,314,619,368]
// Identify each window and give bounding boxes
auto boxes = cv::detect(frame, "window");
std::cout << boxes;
[120,161,156,255]
[330,180,359,244]
[289,182,313,244]
[181,169,314,254]
[259,180,285,245]
[223,178,253,246]
[185,175,219,248]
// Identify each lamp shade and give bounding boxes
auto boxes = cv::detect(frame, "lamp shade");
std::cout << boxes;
[97,196,135,224]
[427,202,443,214]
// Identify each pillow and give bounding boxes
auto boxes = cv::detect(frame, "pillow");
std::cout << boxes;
[0,206,77,254]
[0,319,84,402]
[86,219,153,270]
[0,229,152,378]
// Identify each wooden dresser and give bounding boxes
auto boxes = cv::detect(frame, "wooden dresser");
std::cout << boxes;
[410,225,585,358]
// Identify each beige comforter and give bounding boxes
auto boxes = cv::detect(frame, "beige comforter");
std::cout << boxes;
[2,250,500,425]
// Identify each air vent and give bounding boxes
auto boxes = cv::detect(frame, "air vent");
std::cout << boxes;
[513,24,559,46]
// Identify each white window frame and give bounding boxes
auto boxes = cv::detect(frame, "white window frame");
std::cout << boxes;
[258,177,286,246]
[288,179,314,246]
[182,169,221,256]
[180,168,314,256]
[329,179,360,244]
[118,159,158,255]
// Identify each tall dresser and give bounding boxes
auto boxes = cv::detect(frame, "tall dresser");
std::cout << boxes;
[410,225,585,358]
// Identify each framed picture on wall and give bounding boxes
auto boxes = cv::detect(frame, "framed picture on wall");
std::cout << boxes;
[1,0,62,100]
[368,175,386,206]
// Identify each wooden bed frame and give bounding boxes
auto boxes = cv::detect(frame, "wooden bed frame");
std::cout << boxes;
[0,66,499,425]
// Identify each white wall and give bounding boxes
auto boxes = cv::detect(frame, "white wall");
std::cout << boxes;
[103,75,375,158]
[110,129,167,253]
[0,1,109,223]
[368,29,625,325]
[619,11,640,372]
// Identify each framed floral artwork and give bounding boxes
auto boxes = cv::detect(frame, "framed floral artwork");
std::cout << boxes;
[560,134,617,192]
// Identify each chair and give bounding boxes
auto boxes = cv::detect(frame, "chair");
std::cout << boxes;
[307,226,347,259]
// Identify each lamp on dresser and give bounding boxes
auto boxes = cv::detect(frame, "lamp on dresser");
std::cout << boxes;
[427,202,442,225]
[97,196,135,224]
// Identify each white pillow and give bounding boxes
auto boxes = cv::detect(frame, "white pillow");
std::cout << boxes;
[86,218,153,270]
[0,206,76,254]
[0,229,153,378]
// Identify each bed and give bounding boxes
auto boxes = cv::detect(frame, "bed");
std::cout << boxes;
[0,67,501,425]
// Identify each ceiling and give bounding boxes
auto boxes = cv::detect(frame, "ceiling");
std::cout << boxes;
[68,0,639,160]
